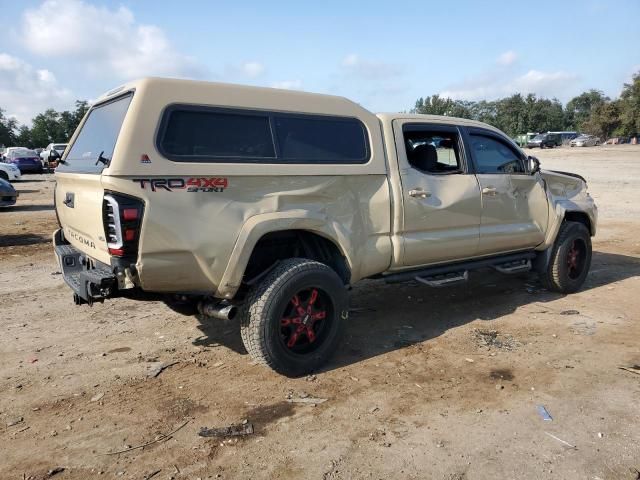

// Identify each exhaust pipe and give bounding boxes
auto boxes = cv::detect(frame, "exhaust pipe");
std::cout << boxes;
[198,299,238,321]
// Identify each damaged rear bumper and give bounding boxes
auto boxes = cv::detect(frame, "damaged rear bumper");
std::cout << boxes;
[53,229,117,305]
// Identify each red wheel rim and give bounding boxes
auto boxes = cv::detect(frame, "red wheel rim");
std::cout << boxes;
[566,239,586,279]
[280,288,331,353]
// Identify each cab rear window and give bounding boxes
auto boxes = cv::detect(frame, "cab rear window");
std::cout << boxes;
[157,105,369,164]
[58,93,133,174]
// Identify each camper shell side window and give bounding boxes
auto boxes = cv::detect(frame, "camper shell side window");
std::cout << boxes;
[156,105,370,164]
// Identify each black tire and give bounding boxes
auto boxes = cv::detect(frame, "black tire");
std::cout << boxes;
[540,221,592,293]
[0,171,8,181]
[240,258,348,376]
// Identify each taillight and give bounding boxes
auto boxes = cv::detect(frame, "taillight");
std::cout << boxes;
[102,193,144,258]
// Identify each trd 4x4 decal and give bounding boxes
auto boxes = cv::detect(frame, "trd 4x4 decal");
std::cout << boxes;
[132,177,228,192]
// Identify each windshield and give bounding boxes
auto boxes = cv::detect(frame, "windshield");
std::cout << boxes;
[53,144,67,150]
[532,134,545,140]
[59,93,133,173]
[10,149,37,158]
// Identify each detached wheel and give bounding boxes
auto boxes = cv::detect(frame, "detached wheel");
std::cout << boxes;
[240,258,348,376]
[540,221,592,293]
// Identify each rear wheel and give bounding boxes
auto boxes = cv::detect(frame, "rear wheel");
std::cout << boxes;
[240,258,347,376]
[540,221,592,293]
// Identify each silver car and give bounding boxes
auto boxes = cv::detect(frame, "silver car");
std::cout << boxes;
[570,135,600,147]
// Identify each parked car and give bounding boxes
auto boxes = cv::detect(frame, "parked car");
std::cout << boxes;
[4,149,44,173]
[570,135,600,147]
[526,133,562,148]
[41,143,69,168]
[604,136,628,145]
[0,160,22,181]
[515,132,539,148]
[53,77,597,376]
[0,177,18,207]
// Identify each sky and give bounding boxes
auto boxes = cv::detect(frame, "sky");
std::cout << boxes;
[0,0,639,124]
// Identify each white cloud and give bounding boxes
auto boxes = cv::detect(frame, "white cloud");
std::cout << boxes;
[271,80,303,90]
[497,50,518,66]
[341,54,401,80]
[440,69,579,101]
[241,62,265,78]
[0,53,72,124]
[22,0,205,80]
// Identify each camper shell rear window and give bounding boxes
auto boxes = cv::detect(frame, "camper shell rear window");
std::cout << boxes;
[58,93,133,174]
[156,105,370,164]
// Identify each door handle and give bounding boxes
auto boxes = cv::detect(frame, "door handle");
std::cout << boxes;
[409,188,431,199]
[482,187,497,196]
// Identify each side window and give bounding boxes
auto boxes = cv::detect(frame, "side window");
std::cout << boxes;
[469,134,525,174]
[158,106,370,164]
[274,116,368,163]
[160,109,275,159]
[403,129,462,174]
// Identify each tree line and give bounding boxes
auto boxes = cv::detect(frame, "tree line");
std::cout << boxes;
[0,101,89,149]
[412,72,640,139]
[1,72,639,148]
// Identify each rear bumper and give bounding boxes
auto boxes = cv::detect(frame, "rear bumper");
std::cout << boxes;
[53,229,118,305]
[18,165,43,173]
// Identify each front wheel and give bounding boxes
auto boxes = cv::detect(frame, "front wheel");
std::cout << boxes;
[240,258,348,376]
[0,171,8,181]
[539,221,592,293]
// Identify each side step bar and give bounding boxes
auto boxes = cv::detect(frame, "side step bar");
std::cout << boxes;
[493,259,532,274]
[384,251,536,285]
[416,271,468,288]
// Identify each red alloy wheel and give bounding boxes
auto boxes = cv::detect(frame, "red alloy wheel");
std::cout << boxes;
[566,239,586,279]
[280,288,329,352]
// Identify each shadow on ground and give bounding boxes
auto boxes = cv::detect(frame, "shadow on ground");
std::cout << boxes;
[0,233,51,247]
[6,204,54,212]
[191,251,640,371]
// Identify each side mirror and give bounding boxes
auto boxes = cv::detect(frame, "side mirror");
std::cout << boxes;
[528,156,541,175]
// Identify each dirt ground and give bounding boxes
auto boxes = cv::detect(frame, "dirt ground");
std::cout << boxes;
[1,145,639,480]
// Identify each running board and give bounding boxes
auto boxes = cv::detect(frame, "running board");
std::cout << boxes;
[384,251,536,285]
[415,271,468,287]
[493,259,532,274]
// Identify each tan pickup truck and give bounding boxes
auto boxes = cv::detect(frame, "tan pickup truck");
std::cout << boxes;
[53,77,597,376]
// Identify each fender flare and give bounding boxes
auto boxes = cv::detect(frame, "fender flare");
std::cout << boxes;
[535,201,594,272]
[214,211,355,298]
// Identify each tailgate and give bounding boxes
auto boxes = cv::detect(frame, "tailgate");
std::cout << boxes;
[55,173,111,264]
[54,91,134,265]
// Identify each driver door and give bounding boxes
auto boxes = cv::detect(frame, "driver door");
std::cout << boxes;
[465,128,548,255]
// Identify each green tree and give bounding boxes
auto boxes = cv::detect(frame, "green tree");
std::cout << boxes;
[28,109,65,147]
[565,90,608,131]
[582,101,621,138]
[0,108,18,147]
[412,95,471,118]
[494,94,527,135]
[15,125,33,147]
[618,72,640,136]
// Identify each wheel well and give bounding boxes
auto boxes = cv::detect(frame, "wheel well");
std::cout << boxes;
[243,230,351,285]
[564,211,593,235]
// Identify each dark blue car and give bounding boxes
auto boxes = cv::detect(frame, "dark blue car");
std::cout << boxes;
[5,149,43,173]
[0,177,18,207]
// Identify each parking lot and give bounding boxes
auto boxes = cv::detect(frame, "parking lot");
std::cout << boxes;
[1,145,639,479]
